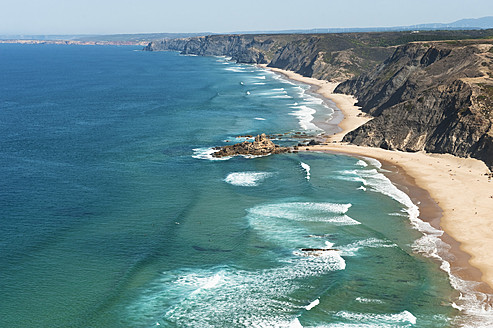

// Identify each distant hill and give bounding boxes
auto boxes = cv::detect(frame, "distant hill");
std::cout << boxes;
[234,16,493,34]
[2,16,493,43]
[447,16,493,28]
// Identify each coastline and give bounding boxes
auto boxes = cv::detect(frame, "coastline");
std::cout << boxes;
[262,66,493,294]
[312,144,493,291]
[259,65,372,141]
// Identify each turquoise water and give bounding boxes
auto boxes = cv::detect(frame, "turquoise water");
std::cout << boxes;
[0,44,482,327]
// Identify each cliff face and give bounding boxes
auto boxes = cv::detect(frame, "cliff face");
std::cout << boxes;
[145,35,293,64]
[145,34,393,82]
[336,41,493,169]
[144,30,493,82]
[145,32,493,169]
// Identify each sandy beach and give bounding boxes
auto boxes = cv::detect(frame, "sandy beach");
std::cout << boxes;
[260,65,372,141]
[263,65,493,291]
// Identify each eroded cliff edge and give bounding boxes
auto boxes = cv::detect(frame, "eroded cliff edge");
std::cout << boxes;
[145,34,393,81]
[336,41,493,169]
[145,31,493,169]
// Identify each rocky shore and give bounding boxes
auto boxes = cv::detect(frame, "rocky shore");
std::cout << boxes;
[145,32,493,170]
[212,133,290,158]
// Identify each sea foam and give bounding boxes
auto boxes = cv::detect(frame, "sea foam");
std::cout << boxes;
[133,247,346,327]
[224,172,273,187]
[334,310,417,325]
[289,105,324,131]
[300,162,311,180]
[341,238,397,257]
[306,298,320,310]
[346,157,493,325]
[192,147,230,161]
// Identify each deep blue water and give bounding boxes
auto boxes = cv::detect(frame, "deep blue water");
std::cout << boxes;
[0,44,484,327]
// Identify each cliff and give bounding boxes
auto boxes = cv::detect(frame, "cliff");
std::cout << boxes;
[145,30,493,82]
[335,41,493,169]
[145,34,394,81]
[145,31,493,169]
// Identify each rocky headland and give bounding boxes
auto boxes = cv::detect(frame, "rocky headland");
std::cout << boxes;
[336,40,493,169]
[212,133,290,158]
[146,31,493,169]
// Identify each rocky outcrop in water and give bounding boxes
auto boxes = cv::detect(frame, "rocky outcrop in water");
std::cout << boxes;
[212,134,289,158]
[335,41,493,169]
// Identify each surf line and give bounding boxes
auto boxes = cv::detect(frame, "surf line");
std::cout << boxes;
[301,162,311,180]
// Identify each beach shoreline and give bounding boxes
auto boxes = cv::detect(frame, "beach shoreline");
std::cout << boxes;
[310,144,493,293]
[261,65,493,295]
[259,65,372,142]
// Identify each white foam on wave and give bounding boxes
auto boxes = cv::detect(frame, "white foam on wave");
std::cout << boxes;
[253,82,266,85]
[292,85,306,96]
[389,212,407,217]
[192,147,231,161]
[224,66,247,73]
[355,297,384,304]
[214,55,231,59]
[345,157,493,325]
[271,94,293,99]
[336,169,368,186]
[335,310,417,325]
[133,250,345,327]
[126,200,353,326]
[301,93,324,105]
[437,260,493,327]
[289,105,324,131]
[224,172,273,187]
[340,238,397,256]
[257,89,287,96]
[306,299,320,311]
[248,202,358,250]
[254,75,266,79]
[340,164,435,236]
[321,215,360,225]
[359,167,442,237]
[361,156,382,169]
[356,160,368,167]
[254,117,266,121]
[290,318,304,328]
[345,165,446,262]
[189,273,224,295]
[301,162,311,180]
[249,202,352,218]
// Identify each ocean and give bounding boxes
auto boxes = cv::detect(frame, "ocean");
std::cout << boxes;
[0,44,488,327]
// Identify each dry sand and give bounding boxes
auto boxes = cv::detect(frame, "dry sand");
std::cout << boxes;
[263,65,493,289]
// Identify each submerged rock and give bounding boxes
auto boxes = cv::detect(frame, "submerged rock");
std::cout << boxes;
[212,133,290,158]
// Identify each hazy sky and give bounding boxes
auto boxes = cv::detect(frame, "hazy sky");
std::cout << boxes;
[1,0,492,35]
